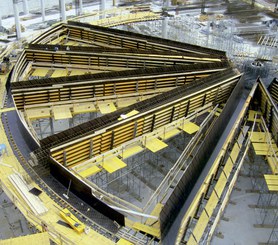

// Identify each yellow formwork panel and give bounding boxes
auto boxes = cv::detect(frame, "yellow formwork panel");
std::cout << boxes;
[26,108,51,120]
[213,173,227,202]
[117,99,137,108]
[188,212,210,245]
[117,238,134,245]
[0,232,50,245]
[121,145,144,159]
[132,222,160,238]
[102,157,127,173]
[118,110,139,120]
[51,69,68,77]
[180,122,200,134]
[66,41,77,45]
[252,142,278,156]
[249,132,272,143]
[230,144,240,163]
[204,190,219,217]
[145,203,163,227]
[73,103,96,115]
[267,156,278,174]
[60,208,86,234]
[70,70,87,76]
[160,128,181,140]
[224,158,234,175]
[79,165,101,178]
[53,106,72,120]
[248,110,261,122]
[98,102,117,114]
[0,107,15,113]
[31,68,49,77]
[145,138,168,153]
[264,175,278,191]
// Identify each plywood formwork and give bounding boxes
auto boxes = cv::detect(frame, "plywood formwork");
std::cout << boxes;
[8,20,247,244]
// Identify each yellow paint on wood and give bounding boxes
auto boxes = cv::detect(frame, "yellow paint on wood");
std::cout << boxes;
[117,238,134,245]
[248,110,262,122]
[60,208,86,234]
[264,175,278,191]
[180,122,199,134]
[160,128,181,140]
[117,99,137,108]
[118,110,139,120]
[51,69,68,77]
[98,102,117,114]
[120,145,144,159]
[249,132,272,143]
[79,165,101,178]
[31,68,49,77]
[26,108,51,120]
[267,156,278,174]
[252,142,278,155]
[145,138,168,153]
[132,222,160,238]
[73,103,96,115]
[102,157,127,173]
[53,106,72,120]
[70,70,87,76]
[145,203,163,227]
[0,232,50,245]
[0,107,15,113]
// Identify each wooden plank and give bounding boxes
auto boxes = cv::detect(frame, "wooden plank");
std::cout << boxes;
[132,222,160,238]
[70,69,87,76]
[180,121,199,134]
[160,128,181,140]
[117,238,134,245]
[0,232,50,245]
[98,102,117,114]
[60,208,85,234]
[117,99,137,108]
[252,142,278,156]
[73,103,96,114]
[249,132,272,143]
[53,106,72,120]
[8,173,48,216]
[120,145,144,159]
[264,175,278,191]
[267,156,278,174]
[51,69,68,78]
[145,138,168,153]
[79,165,101,178]
[31,68,49,77]
[118,110,139,120]
[145,203,163,227]
[248,110,262,122]
[26,108,51,120]
[102,157,127,173]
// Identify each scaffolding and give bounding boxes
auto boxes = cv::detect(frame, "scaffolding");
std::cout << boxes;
[247,115,278,245]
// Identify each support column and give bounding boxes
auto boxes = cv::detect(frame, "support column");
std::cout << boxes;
[13,2,21,39]
[23,0,29,15]
[60,0,66,21]
[50,117,54,135]
[113,0,116,6]
[100,0,106,19]
[79,0,83,15]
[162,18,168,39]
[0,14,2,27]
[41,0,46,22]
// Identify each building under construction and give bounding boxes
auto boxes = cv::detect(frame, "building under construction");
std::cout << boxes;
[0,1,277,245]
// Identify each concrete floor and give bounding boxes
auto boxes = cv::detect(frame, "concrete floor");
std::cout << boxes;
[211,159,274,245]
[0,186,34,240]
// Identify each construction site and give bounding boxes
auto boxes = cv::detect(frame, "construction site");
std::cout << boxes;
[0,0,277,244]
